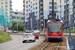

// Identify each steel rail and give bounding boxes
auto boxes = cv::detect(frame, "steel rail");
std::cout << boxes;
[41,42,50,50]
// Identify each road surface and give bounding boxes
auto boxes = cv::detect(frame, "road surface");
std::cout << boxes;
[0,35,45,50]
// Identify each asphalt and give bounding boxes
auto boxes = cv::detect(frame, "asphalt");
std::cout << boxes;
[0,35,45,50]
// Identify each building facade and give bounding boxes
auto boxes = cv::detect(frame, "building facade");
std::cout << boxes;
[0,0,12,30]
[12,11,24,23]
[62,0,73,31]
[23,0,62,30]
[72,0,75,30]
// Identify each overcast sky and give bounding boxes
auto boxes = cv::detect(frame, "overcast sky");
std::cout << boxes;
[12,0,23,11]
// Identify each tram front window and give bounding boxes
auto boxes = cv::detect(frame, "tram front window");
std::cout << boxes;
[48,23,61,32]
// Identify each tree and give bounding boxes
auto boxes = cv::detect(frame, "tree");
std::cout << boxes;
[12,22,24,31]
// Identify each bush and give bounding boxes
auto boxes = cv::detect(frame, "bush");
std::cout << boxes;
[64,30,75,33]
[0,31,11,43]
[12,22,24,31]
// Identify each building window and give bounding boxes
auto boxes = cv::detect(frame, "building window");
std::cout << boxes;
[36,3,37,5]
[31,6,32,8]
[26,14,28,16]
[74,14,75,17]
[29,9,30,11]
[54,2,57,5]
[31,10,32,12]
[6,5,8,7]
[36,7,37,9]
[6,16,8,18]
[33,8,35,10]
[6,23,7,25]
[74,8,75,12]
[1,6,3,8]
[29,0,30,2]
[2,10,3,11]
[49,6,52,9]
[2,13,3,15]
[6,2,8,4]
[6,12,8,14]
[6,19,8,21]
[26,1,28,4]
[33,3,34,5]
[17,17,19,19]
[6,9,8,11]
[74,3,75,5]
[1,3,3,4]
[36,16,37,17]
[36,11,37,14]
[26,5,28,8]
[12,16,15,19]
[49,2,52,5]
[26,9,28,12]
[74,20,75,23]
[54,7,57,9]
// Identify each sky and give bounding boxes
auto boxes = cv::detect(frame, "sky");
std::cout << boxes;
[12,0,23,11]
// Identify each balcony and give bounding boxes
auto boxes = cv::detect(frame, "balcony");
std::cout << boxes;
[23,4,25,7]
[40,15,43,17]
[40,4,43,6]
[23,9,25,11]
[64,14,67,16]
[67,14,69,16]
[10,8,12,10]
[23,0,25,3]
[10,0,12,3]
[40,17,43,19]
[40,11,43,13]
[67,8,69,10]
[40,8,43,11]
[10,5,12,7]
[40,6,43,9]
[40,2,43,4]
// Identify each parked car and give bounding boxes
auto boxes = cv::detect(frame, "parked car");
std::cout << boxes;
[25,30,32,33]
[33,32,39,39]
[6,30,12,33]
[26,30,30,33]
[12,30,18,33]
[33,30,40,34]
[22,33,36,43]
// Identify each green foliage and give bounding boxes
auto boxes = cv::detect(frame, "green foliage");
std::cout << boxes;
[40,31,47,33]
[12,22,24,31]
[0,31,11,43]
[64,30,75,33]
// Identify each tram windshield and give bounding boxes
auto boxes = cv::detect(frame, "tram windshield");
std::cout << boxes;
[48,22,61,32]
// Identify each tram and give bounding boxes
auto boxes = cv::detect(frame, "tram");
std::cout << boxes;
[46,19,63,40]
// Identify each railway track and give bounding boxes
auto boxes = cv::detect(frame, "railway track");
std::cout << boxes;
[41,42,61,50]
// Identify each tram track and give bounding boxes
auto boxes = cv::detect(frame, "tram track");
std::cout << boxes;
[41,42,61,50]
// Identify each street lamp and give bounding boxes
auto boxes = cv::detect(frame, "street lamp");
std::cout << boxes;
[69,14,71,38]
[2,20,3,31]
[17,19,18,34]
[31,18,33,31]
[37,20,38,30]
[43,16,46,36]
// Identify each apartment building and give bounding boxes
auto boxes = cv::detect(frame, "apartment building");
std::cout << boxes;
[0,0,12,30]
[72,0,75,30]
[62,0,73,30]
[23,0,64,30]
[12,11,24,23]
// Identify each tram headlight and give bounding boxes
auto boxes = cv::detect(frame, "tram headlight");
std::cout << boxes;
[49,33,51,35]
[59,33,61,35]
